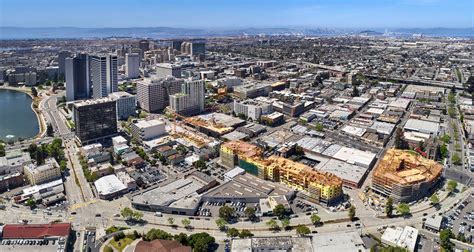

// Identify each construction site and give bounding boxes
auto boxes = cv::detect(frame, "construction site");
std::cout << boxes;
[220,140,344,205]
[372,149,443,203]
[184,112,246,138]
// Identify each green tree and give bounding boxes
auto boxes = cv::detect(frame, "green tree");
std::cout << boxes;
[310,214,321,225]
[181,218,191,228]
[0,143,5,157]
[430,194,440,205]
[385,197,394,218]
[281,218,291,230]
[25,198,36,208]
[31,87,38,97]
[348,206,356,221]
[167,217,175,226]
[244,207,256,221]
[266,219,280,231]
[315,123,324,132]
[187,233,215,252]
[194,158,206,170]
[144,228,173,241]
[219,205,235,221]
[452,153,462,165]
[215,218,227,231]
[173,233,188,246]
[273,204,287,219]
[439,229,454,251]
[447,180,458,193]
[46,123,54,137]
[295,225,311,236]
[226,228,239,238]
[397,203,410,217]
[239,229,254,238]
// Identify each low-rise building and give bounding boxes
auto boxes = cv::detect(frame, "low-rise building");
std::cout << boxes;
[94,174,128,200]
[23,158,61,185]
[0,223,72,252]
[381,226,418,252]
[131,119,166,141]
[231,236,313,252]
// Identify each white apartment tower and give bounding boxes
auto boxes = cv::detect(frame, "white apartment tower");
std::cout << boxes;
[91,54,118,98]
[125,53,140,79]
[169,79,205,116]
[136,77,183,112]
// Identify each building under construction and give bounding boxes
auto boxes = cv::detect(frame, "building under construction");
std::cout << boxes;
[185,113,246,138]
[372,149,443,203]
[220,141,343,205]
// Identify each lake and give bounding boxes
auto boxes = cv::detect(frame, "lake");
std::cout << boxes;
[0,89,40,142]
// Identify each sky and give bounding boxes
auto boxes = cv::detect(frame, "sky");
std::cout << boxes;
[0,0,472,28]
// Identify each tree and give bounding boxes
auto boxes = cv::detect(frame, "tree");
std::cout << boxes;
[239,229,254,238]
[194,159,206,170]
[0,143,5,157]
[397,203,410,217]
[46,123,54,136]
[173,233,188,246]
[120,207,143,221]
[352,84,359,97]
[439,229,454,251]
[226,228,239,238]
[273,204,287,219]
[244,207,256,221]
[281,218,291,230]
[430,194,440,205]
[310,214,321,225]
[385,197,394,218]
[219,205,235,221]
[167,217,175,226]
[315,123,324,132]
[452,153,462,165]
[187,233,215,252]
[266,219,280,231]
[295,225,311,236]
[59,160,67,171]
[215,218,227,231]
[447,180,458,193]
[31,87,38,97]
[181,218,191,228]
[144,228,173,241]
[25,198,36,209]
[348,206,356,221]
[417,140,425,152]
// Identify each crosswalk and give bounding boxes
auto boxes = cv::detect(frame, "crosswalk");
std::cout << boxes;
[69,199,99,211]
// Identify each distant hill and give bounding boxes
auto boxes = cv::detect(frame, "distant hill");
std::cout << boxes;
[0,26,472,39]
[359,30,383,36]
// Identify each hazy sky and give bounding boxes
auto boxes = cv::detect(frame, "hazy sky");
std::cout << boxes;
[1,0,472,28]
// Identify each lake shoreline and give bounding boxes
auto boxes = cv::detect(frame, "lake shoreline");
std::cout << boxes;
[0,85,45,141]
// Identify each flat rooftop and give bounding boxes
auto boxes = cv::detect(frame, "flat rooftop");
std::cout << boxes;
[73,97,114,107]
[132,174,213,209]
[318,159,369,186]
[232,237,313,252]
[204,173,293,199]
[311,231,367,252]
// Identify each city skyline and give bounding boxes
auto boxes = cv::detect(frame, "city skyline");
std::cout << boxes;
[0,0,473,29]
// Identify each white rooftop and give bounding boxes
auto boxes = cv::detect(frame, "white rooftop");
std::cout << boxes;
[94,175,127,196]
[381,226,418,252]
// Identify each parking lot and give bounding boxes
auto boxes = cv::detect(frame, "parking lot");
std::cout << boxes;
[197,200,261,220]
[443,193,474,242]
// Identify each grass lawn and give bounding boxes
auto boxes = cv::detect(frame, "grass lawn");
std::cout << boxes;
[109,237,134,251]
